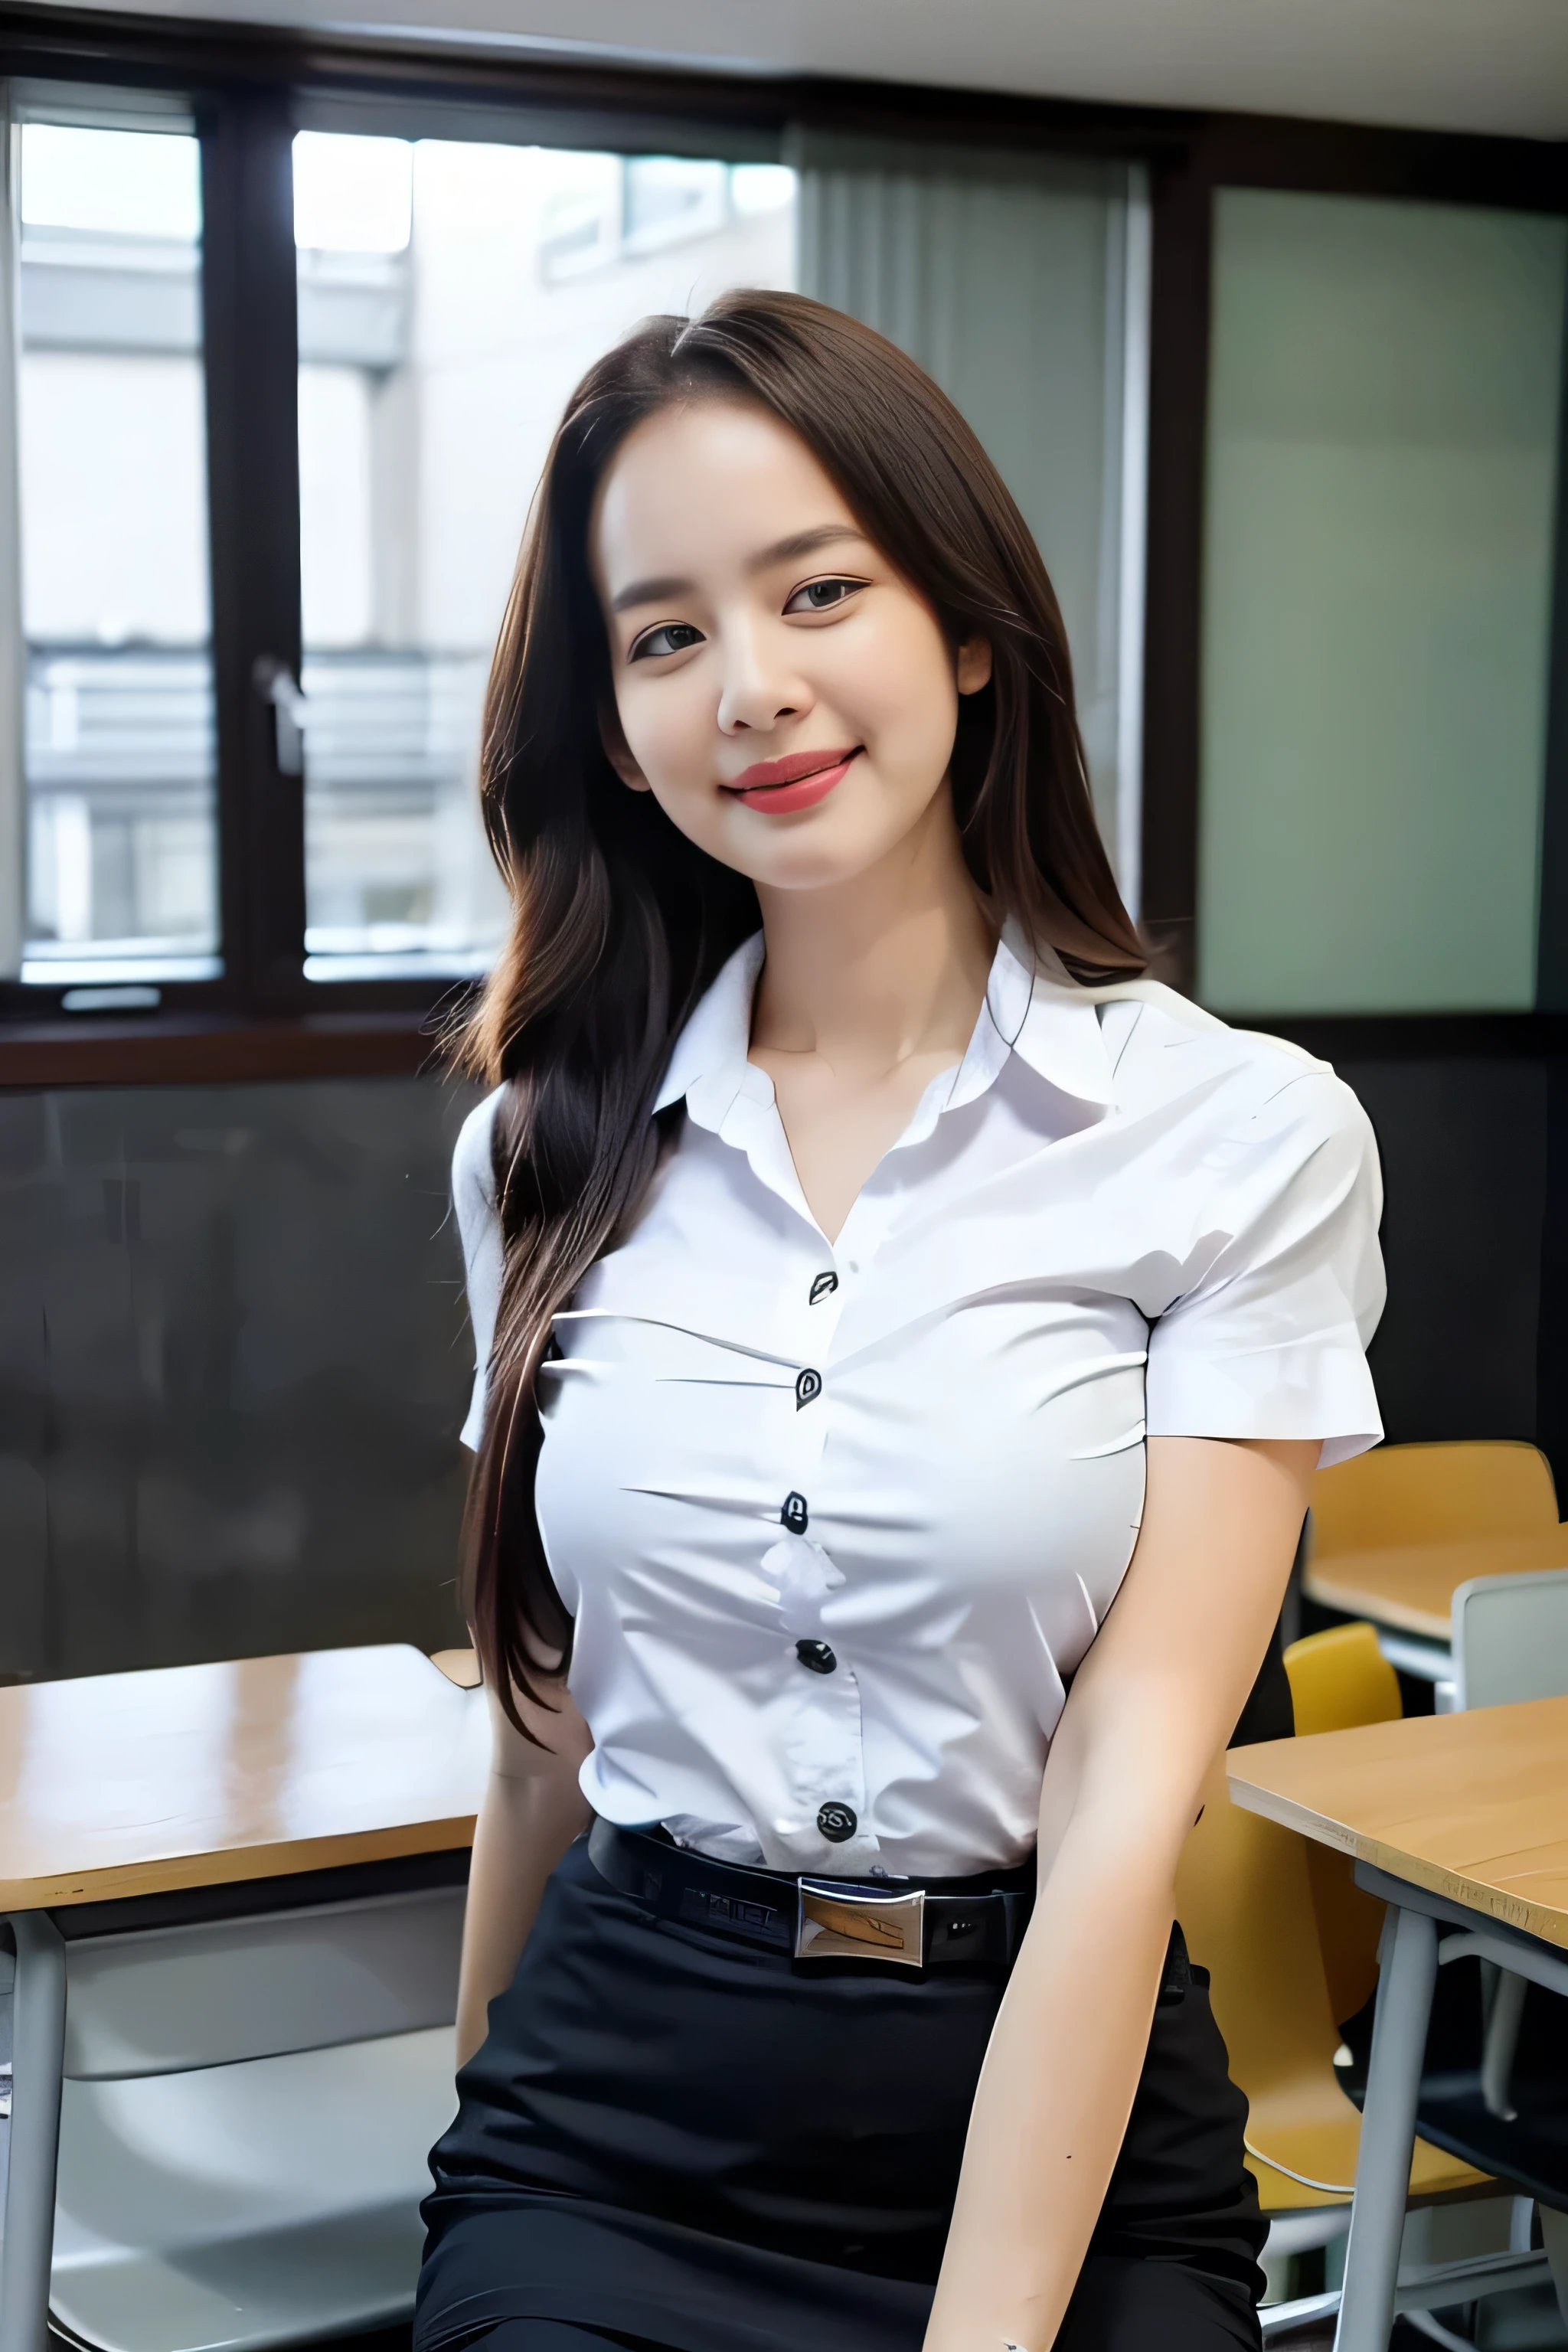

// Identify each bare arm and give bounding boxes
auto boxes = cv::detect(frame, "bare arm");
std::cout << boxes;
[456,1673,595,2068]
[923,1432,1317,2352]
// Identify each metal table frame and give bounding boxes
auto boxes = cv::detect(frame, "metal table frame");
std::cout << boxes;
[1334,1864,1568,2350]
[0,1914,65,2352]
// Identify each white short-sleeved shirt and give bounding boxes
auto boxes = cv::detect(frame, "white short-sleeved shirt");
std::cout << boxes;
[453,929,1383,1878]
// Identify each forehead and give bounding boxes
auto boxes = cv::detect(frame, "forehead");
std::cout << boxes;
[590,397,856,586]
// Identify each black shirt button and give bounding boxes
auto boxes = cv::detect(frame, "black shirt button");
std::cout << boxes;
[781,1491,808,1535]
[795,1638,837,1674]
[795,1368,822,1410]
[817,1802,857,1842]
[809,1272,839,1305]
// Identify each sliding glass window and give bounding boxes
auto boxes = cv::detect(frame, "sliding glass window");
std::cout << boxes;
[4,41,1566,1036]
[12,104,218,988]
[0,60,1152,1017]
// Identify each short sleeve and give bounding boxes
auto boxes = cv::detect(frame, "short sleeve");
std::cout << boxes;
[1143,1069,1385,1468]
[452,1088,506,1451]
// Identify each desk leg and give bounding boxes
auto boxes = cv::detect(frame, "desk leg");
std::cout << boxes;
[0,1915,64,2352]
[1334,1905,1438,2352]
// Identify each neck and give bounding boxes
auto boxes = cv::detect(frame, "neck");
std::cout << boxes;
[750,786,997,1077]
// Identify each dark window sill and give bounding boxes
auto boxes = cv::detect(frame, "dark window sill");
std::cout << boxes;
[0,1010,456,1089]
[6,1005,1566,1092]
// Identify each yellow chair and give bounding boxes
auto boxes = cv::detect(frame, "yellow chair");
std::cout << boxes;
[1177,1622,1488,2224]
[1305,1442,1567,1645]
[1283,1622,1400,2032]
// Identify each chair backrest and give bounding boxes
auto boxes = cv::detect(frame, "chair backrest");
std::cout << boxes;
[1281,1623,1401,2031]
[1175,1755,1343,2128]
[1189,1626,1491,2214]
[1452,1568,1568,1711]
[1311,1442,1558,1560]
[1285,1621,1401,1737]
[62,1885,465,2079]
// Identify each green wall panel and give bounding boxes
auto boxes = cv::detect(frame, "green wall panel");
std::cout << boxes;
[1198,188,1566,1014]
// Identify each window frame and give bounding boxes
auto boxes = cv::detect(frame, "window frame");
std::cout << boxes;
[1139,113,1568,1008]
[0,8,1563,1085]
[0,30,816,1064]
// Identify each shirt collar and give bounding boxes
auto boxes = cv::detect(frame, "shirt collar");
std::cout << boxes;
[654,932,769,1129]
[654,924,1117,1129]
[995,923,1119,1112]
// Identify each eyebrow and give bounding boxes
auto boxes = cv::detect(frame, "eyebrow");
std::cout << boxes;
[609,524,871,615]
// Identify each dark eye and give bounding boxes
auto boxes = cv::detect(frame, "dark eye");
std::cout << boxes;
[629,621,704,662]
[784,577,865,615]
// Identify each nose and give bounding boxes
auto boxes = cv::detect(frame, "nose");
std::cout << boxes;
[715,618,812,736]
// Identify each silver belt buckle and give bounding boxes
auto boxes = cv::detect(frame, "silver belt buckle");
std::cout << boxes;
[795,1879,926,1967]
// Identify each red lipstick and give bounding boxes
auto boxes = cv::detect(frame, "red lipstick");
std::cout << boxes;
[721,746,861,815]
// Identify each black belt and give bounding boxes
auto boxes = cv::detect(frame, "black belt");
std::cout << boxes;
[587,1818,1032,1972]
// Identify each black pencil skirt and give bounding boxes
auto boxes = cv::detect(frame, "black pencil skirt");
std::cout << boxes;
[415,1836,1266,2352]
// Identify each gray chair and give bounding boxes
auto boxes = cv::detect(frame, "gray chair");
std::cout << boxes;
[1452,1566,1568,1713]
[5,1874,465,2352]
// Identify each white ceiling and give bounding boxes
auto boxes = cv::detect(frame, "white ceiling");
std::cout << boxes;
[33,0,1568,142]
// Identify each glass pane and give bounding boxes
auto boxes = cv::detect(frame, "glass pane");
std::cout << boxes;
[1198,188,1568,1015]
[294,132,798,981]
[16,121,220,985]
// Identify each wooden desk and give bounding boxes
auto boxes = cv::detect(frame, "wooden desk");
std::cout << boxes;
[1230,1695,1568,1950]
[0,1643,489,1913]
[0,1645,489,2352]
[1230,1700,1568,2349]
[1303,1530,1568,1645]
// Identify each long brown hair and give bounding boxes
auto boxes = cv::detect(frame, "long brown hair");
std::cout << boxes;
[456,288,1144,1730]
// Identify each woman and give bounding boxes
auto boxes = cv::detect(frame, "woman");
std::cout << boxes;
[416,290,1383,2352]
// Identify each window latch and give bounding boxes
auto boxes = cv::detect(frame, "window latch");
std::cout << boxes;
[252,656,308,777]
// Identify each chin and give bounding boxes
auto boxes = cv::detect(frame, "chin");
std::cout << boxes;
[700,789,926,893]
[751,840,900,893]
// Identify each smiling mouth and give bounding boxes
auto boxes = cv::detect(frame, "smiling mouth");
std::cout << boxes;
[720,746,863,815]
